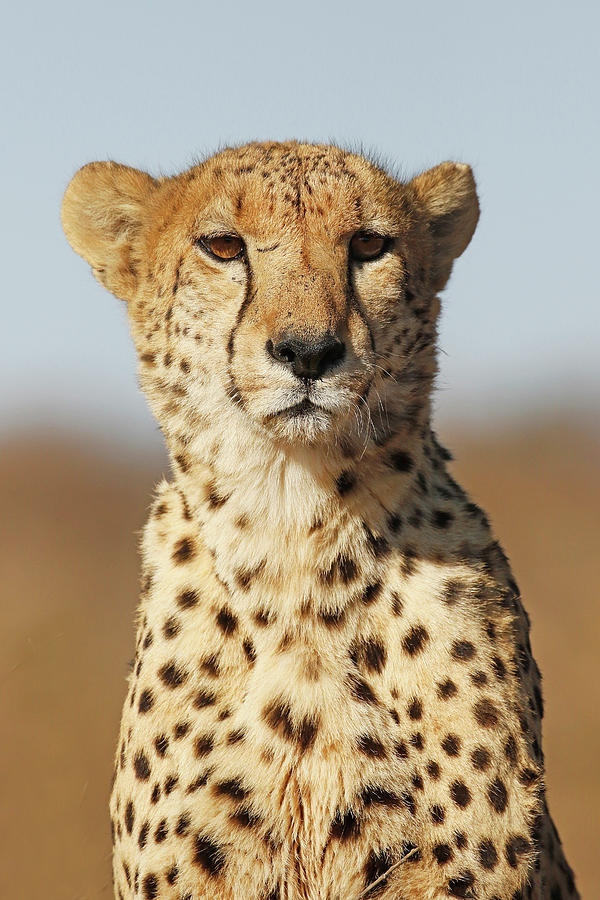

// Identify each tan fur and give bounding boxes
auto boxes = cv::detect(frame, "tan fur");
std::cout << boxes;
[62,141,578,900]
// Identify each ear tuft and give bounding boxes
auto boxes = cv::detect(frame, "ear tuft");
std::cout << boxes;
[61,161,157,301]
[409,162,480,291]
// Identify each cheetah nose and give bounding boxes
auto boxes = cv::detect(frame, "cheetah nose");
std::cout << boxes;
[266,332,346,380]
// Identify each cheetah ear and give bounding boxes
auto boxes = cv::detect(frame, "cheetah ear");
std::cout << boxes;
[409,162,480,291]
[61,161,158,301]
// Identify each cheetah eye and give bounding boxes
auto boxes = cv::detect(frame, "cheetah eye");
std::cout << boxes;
[349,232,390,262]
[198,234,245,261]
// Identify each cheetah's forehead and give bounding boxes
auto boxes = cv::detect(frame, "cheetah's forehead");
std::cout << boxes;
[172,141,408,241]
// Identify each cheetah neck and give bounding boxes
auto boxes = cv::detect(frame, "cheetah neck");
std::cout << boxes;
[164,408,461,606]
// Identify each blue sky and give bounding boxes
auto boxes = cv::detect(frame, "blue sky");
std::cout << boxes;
[2,0,598,445]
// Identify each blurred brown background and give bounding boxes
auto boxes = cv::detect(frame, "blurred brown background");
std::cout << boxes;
[1,417,598,898]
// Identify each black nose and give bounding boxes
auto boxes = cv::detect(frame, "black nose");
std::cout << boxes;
[266,332,346,380]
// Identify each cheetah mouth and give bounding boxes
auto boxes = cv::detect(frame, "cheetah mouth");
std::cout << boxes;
[264,398,324,421]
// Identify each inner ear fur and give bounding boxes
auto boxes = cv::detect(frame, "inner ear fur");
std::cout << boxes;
[61,161,158,301]
[408,161,480,291]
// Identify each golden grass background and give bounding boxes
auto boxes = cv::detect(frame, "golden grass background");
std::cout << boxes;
[2,419,598,898]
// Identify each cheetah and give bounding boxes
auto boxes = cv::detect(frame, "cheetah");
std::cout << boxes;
[61,142,579,900]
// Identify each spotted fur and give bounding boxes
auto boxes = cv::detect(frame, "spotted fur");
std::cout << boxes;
[62,141,578,900]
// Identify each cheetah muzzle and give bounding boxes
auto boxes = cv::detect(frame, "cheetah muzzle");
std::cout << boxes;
[62,141,578,900]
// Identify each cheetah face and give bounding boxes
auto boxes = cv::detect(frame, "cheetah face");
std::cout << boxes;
[62,143,478,448]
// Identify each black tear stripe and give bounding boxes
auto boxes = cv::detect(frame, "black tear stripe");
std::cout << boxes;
[225,262,256,409]
[346,256,376,356]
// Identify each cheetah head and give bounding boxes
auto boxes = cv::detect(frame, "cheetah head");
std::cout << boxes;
[62,142,478,450]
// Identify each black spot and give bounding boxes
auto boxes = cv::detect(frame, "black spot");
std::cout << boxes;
[387,512,403,533]
[390,592,403,615]
[432,509,454,528]
[451,640,476,661]
[172,536,195,563]
[408,697,423,720]
[164,774,179,794]
[125,800,135,834]
[330,807,361,841]
[206,481,229,509]
[401,840,421,861]
[471,747,491,770]
[186,772,210,793]
[201,654,220,677]
[318,606,346,627]
[488,777,508,813]
[321,553,358,584]
[410,732,424,751]
[231,806,262,828]
[402,790,416,815]
[363,638,387,673]
[150,783,161,803]
[426,760,441,779]
[193,833,225,876]
[215,778,249,801]
[138,688,154,713]
[394,740,409,759]
[491,655,507,680]
[438,679,458,699]
[357,734,387,758]
[133,751,151,781]
[193,688,216,709]
[400,546,418,577]
[442,579,463,605]
[154,819,168,843]
[518,766,540,787]
[362,581,383,604]
[177,588,199,609]
[470,670,488,686]
[450,780,471,808]
[364,848,393,895]
[433,843,453,865]
[142,874,158,899]
[505,835,530,868]
[361,784,400,808]
[253,608,276,627]
[195,734,214,757]
[162,616,181,639]
[430,804,445,824]
[402,624,429,656]
[474,698,500,728]
[448,871,475,897]
[504,734,518,766]
[154,734,169,757]
[336,470,356,494]
[262,698,319,749]
[348,673,377,704]
[175,813,191,836]
[216,607,238,635]
[365,529,389,558]
[389,450,413,471]
[441,734,461,756]
[158,661,188,689]
[235,562,264,590]
[478,839,498,870]
[226,728,246,745]
[243,638,256,664]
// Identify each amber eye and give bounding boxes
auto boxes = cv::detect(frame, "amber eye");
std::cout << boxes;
[349,232,389,262]
[200,234,245,260]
